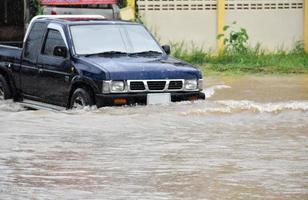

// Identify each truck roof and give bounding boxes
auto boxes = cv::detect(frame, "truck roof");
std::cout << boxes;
[32,15,137,25]
[24,15,138,43]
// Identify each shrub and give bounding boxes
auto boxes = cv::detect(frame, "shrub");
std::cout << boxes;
[217,22,249,54]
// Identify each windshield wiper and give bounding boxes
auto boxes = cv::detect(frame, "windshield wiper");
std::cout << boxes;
[85,51,128,57]
[129,51,163,57]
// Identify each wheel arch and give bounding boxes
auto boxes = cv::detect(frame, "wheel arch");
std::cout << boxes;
[67,77,99,108]
[0,66,17,98]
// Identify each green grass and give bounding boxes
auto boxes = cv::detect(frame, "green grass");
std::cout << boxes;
[172,43,308,75]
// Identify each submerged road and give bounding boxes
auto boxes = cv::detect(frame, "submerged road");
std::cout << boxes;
[0,75,307,199]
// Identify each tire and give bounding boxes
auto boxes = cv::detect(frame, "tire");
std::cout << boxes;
[70,88,94,109]
[0,74,12,100]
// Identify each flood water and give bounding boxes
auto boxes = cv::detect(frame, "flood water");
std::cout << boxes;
[0,75,307,200]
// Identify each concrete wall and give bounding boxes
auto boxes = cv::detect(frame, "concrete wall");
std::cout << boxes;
[138,0,304,51]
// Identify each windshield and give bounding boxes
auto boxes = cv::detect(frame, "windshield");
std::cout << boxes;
[70,24,163,56]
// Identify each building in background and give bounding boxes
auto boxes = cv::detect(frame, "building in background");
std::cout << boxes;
[1,0,306,51]
[0,0,32,44]
[40,0,121,19]
[0,0,134,45]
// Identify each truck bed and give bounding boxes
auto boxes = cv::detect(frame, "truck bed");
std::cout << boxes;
[0,45,22,63]
[0,42,23,48]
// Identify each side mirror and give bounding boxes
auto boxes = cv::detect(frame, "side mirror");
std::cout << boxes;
[53,46,67,58]
[162,45,171,55]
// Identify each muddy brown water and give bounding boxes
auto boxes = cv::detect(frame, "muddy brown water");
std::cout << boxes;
[0,75,307,200]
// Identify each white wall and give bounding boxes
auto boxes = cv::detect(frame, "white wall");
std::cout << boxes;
[138,0,304,51]
[141,11,217,50]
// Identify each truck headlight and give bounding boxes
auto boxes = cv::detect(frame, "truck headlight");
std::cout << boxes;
[111,81,125,92]
[184,79,198,90]
[102,81,126,93]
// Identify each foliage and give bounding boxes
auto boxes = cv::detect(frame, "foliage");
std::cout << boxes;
[171,23,307,74]
[118,0,128,8]
[217,22,249,53]
[30,0,43,17]
[171,42,308,75]
[172,43,208,65]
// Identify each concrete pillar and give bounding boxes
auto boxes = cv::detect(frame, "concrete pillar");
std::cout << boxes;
[217,0,225,53]
[305,0,308,53]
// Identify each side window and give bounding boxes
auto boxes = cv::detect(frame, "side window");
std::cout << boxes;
[24,22,47,62]
[43,29,66,57]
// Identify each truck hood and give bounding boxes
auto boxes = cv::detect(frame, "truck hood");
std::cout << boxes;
[77,56,202,80]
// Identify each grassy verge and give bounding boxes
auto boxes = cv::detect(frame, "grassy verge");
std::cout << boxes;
[172,44,308,75]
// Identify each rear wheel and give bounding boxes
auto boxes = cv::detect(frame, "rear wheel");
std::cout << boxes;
[70,88,94,109]
[0,75,12,101]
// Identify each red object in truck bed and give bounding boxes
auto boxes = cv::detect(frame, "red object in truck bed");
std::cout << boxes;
[40,0,117,5]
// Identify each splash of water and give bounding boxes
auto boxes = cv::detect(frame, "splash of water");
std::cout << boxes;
[1,84,307,115]
[181,100,308,116]
[202,85,231,98]
[217,100,308,113]
[0,100,26,112]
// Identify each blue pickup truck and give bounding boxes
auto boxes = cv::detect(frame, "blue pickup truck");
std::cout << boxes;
[0,15,205,110]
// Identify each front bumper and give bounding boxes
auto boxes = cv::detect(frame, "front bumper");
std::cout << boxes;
[95,91,205,107]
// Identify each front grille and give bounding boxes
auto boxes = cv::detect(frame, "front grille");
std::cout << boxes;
[168,81,183,90]
[130,81,145,91]
[147,81,166,90]
[128,80,185,92]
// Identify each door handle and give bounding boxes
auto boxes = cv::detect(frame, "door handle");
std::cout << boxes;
[7,63,12,69]
[38,68,43,74]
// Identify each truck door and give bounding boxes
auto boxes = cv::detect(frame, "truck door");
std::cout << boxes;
[36,26,72,106]
[20,22,48,99]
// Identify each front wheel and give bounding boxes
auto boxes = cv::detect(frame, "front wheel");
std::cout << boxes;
[70,88,94,109]
[0,75,12,101]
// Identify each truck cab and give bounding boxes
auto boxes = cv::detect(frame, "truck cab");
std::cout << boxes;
[0,15,204,110]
